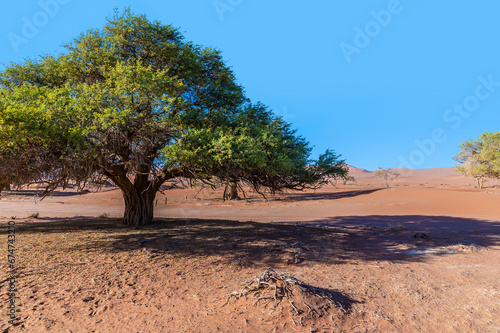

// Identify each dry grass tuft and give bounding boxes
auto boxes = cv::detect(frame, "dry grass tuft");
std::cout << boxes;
[28,212,40,219]
[385,222,407,232]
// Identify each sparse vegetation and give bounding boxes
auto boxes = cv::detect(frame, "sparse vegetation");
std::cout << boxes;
[385,222,408,232]
[453,132,500,188]
[28,212,40,219]
[343,175,357,185]
[374,167,400,188]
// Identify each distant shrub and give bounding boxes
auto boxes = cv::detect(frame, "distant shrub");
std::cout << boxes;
[28,212,40,219]
[374,167,400,188]
[385,222,407,232]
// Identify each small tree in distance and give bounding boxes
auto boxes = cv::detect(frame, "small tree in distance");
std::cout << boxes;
[453,132,500,189]
[374,167,400,188]
[342,175,357,185]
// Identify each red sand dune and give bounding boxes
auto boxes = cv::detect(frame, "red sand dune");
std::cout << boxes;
[346,164,371,173]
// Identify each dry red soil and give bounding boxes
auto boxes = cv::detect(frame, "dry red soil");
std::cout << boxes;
[1,168,500,332]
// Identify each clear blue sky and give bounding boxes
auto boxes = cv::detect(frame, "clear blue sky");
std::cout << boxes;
[2,1,500,170]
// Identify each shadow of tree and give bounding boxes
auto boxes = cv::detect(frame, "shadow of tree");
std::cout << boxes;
[11,214,500,267]
[7,214,499,317]
[193,188,385,204]
[278,188,385,202]
[301,215,500,261]
[11,218,349,266]
[3,189,92,197]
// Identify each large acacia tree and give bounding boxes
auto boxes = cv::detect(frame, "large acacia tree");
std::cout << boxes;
[0,10,347,225]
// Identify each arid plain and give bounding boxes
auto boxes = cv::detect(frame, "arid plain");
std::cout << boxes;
[1,167,500,332]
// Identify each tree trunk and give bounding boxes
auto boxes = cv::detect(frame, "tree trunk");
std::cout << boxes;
[121,186,156,226]
[103,168,159,226]
[0,182,9,196]
[103,165,181,226]
[223,182,239,201]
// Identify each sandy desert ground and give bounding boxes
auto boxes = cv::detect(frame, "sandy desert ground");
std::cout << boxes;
[1,167,500,332]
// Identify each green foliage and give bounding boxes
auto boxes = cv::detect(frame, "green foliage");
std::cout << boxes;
[165,102,347,198]
[453,132,500,188]
[374,167,400,188]
[0,83,95,192]
[1,9,242,192]
[0,9,348,224]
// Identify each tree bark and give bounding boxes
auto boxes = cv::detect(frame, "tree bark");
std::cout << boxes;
[122,187,156,226]
[103,164,184,226]
[103,167,159,226]
[223,182,239,201]
[477,177,485,189]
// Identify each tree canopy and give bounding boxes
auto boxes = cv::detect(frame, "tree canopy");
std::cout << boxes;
[170,102,347,200]
[453,132,500,188]
[0,9,348,225]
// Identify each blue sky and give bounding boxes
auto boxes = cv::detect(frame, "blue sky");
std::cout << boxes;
[1,1,500,170]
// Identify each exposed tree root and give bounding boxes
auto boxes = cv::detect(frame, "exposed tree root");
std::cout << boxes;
[223,269,349,315]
